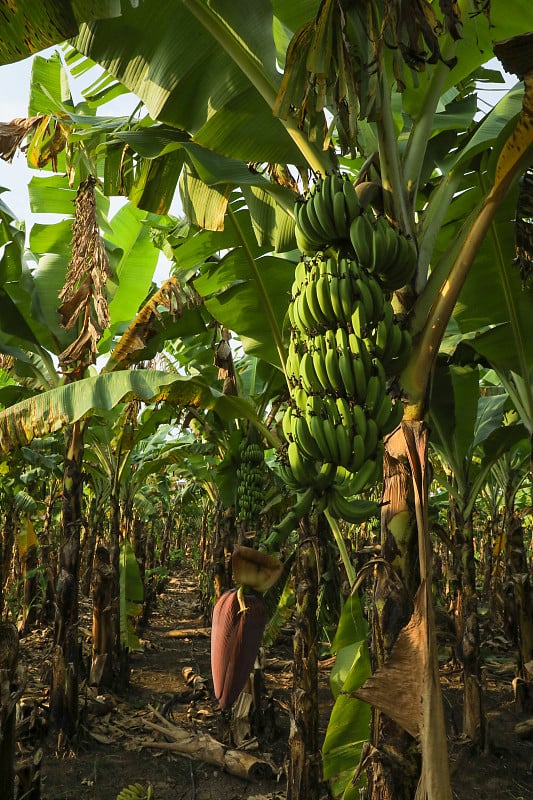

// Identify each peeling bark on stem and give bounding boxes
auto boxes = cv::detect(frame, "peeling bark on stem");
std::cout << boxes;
[287,516,321,800]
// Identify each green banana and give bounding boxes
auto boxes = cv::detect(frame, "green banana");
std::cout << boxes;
[295,201,323,252]
[327,487,380,523]
[342,178,362,223]
[282,405,294,442]
[380,396,404,435]
[306,397,335,462]
[355,275,375,321]
[364,417,379,459]
[337,342,357,397]
[349,212,374,268]
[370,215,390,274]
[305,276,326,329]
[324,329,344,394]
[373,391,394,431]
[367,275,385,322]
[376,231,417,291]
[311,338,332,392]
[345,455,379,496]
[292,386,309,413]
[291,412,322,460]
[352,334,373,382]
[328,275,344,322]
[316,272,337,325]
[333,188,349,240]
[298,350,321,394]
[287,440,317,487]
[383,319,403,362]
[340,275,354,323]
[311,185,335,244]
[295,257,308,290]
[365,371,386,418]
[349,432,366,473]
[351,353,368,404]
[335,395,353,430]
[352,403,367,441]
[335,421,353,468]
[350,303,367,338]
[295,225,315,256]
[386,327,412,375]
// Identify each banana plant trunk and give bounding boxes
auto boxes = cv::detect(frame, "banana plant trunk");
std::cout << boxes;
[450,506,484,746]
[368,427,420,800]
[90,545,114,687]
[50,420,85,746]
[504,511,533,677]
[287,514,321,800]
[0,622,20,800]
[361,422,452,800]
[0,506,17,616]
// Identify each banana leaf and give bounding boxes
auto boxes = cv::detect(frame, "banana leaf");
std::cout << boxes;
[0,368,279,454]
[119,540,144,651]
[0,1,130,66]
[322,592,371,800]
[72,0,307,165]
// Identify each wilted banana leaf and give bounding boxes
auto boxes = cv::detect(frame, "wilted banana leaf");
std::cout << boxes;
[401,1,533,120]
[322,593,371,800]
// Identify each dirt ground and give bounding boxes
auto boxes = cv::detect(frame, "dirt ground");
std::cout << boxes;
[15,569,533,800]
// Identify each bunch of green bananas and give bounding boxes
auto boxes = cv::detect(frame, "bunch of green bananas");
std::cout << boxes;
[349,212,417,292]
[276,173,418,521]
[281,247,410,500]
[236,439,265,528]
[294,173,417,293]
[294,173,361,254]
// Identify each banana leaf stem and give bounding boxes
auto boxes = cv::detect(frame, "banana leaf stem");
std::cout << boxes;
[324,508,355,588]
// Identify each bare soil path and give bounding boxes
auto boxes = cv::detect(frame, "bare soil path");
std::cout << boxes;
[15,565,533,800]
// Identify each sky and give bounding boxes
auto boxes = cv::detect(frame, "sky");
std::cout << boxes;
[0,45,176,282]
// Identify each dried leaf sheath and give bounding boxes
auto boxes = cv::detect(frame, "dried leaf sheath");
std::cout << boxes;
[210,589,267,710]
[58,175,110,371]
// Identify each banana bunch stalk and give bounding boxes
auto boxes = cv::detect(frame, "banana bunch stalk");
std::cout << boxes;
[236,439,265,530]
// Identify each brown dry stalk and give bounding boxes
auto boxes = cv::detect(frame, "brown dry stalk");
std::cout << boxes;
[58,176,110,370]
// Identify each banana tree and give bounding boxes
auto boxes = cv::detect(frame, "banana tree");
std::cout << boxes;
[489,441,533,677]
[1,2,533,798]
[428,361,527,744]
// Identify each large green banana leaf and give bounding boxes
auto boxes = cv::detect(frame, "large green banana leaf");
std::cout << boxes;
[73,0,305,165]
[0,369,278,454]
[0,1,131,65]
[119,539,144,651]
[322,593,371,800]
[191,205,294,368]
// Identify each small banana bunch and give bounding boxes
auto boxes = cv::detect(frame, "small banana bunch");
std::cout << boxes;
[349,212,417,292]
[295,173,417,292]
[236,439,265,529]
[295,173,361,254]
[117,784,153,800]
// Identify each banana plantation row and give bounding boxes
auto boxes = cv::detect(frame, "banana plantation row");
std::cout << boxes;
[0,3,532,800]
